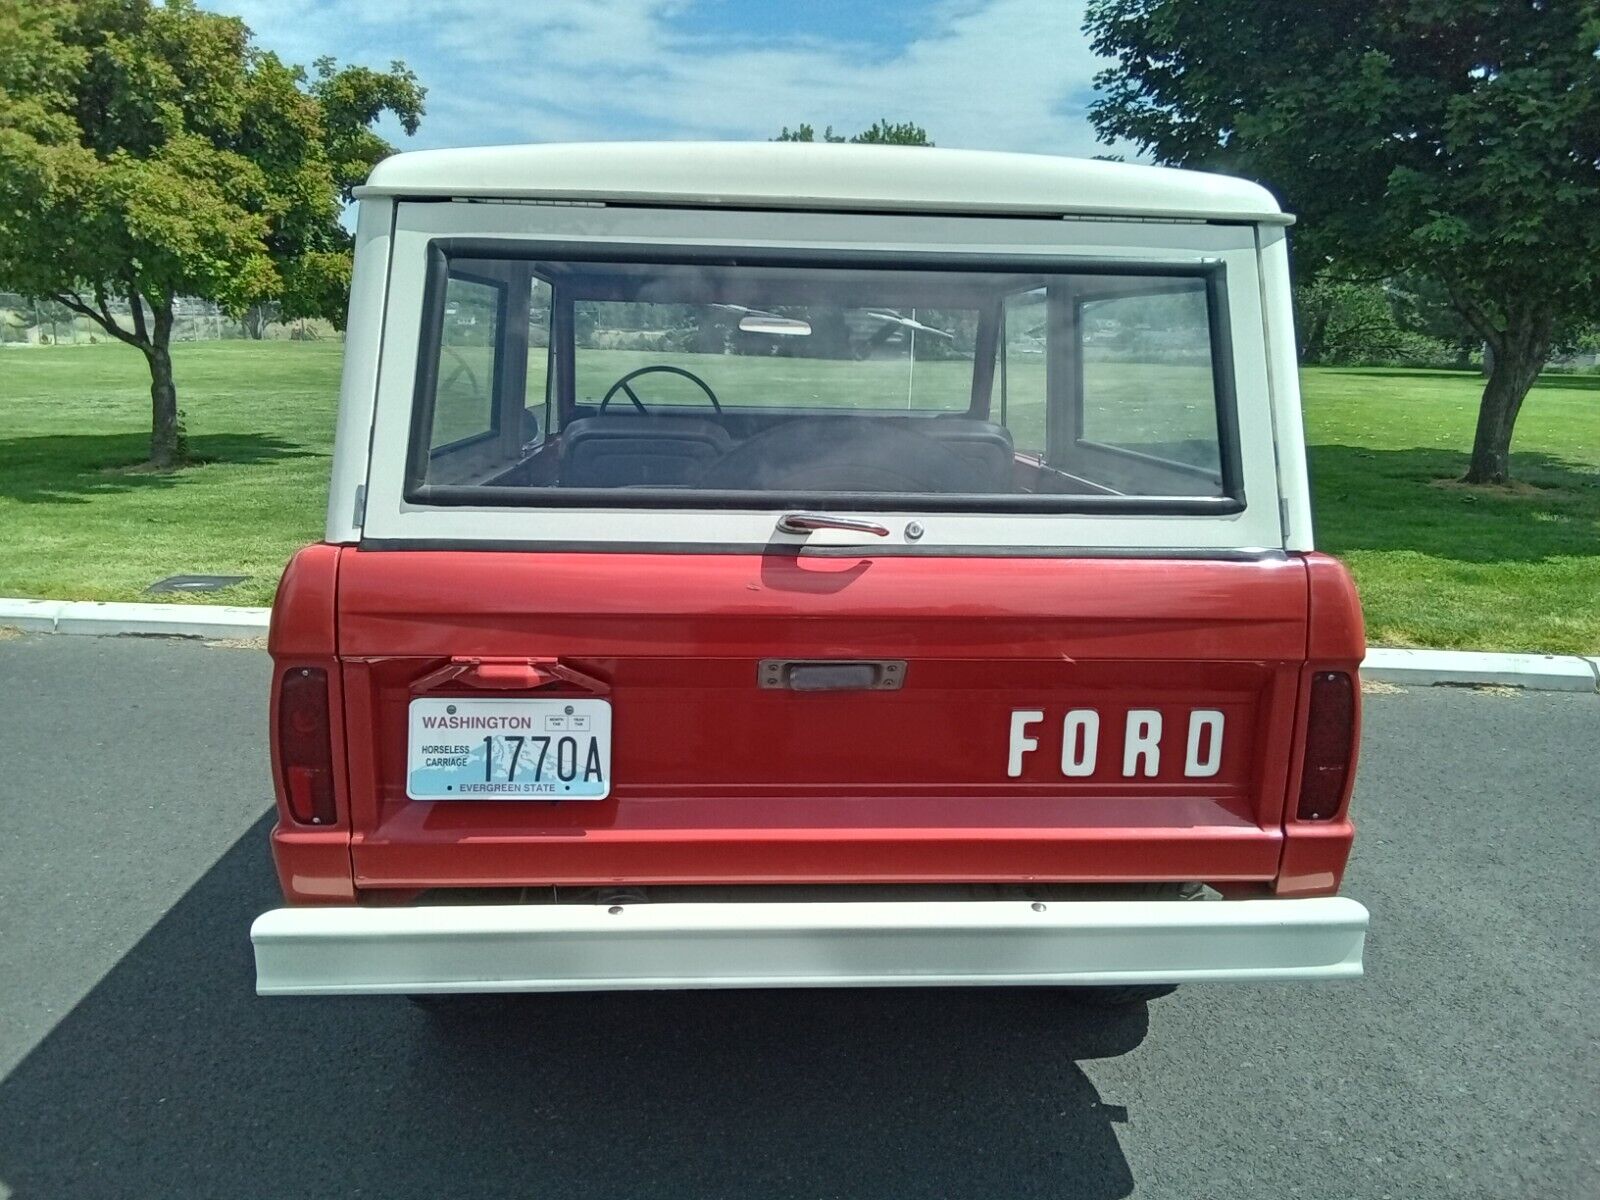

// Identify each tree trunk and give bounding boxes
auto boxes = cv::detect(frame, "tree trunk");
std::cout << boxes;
[1462,319,1550,485]
[1299,305,1329,363]
[244,302,270,339]
[144,299,181,469]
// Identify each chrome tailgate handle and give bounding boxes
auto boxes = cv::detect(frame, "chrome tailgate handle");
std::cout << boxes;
[759,660,906,691]
[776,513,890,537]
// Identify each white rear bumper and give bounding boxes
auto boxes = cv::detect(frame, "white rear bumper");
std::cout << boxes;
[251,896,1368,996]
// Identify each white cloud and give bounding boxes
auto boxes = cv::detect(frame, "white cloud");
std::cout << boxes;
[209,0,1116,157]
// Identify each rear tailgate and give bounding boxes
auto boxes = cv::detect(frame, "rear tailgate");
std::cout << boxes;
[336,548,1309,890]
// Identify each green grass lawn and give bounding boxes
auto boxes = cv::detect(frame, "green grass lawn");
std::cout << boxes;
[0,341,337,607]
[1302,367,1599,654]
[1,342,1596,652]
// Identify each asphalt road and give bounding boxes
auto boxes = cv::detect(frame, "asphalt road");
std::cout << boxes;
[0,632,1594,1200]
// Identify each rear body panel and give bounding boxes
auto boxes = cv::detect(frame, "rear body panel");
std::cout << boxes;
[265,151,1365,940]
[281,547,1346,895]
[259,149,1372,999]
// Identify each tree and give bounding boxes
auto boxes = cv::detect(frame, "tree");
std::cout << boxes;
[775,122,847,143]
[1290,267,1472,366]
[1295,277,1409,365]
[1388,273,1480,370]
[775,120,933,146]
[0,0,423,467]
[849,119,934,146]
[1085,0,1600,484]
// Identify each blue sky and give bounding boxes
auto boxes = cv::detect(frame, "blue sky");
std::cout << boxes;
[200,1,1116,158]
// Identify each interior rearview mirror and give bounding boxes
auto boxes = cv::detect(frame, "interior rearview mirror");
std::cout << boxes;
[738,313,811,336]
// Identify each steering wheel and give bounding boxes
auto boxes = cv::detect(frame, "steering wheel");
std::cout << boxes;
[598,365,722,415]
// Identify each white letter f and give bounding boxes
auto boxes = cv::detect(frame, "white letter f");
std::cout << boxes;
[1008,710,1044,778]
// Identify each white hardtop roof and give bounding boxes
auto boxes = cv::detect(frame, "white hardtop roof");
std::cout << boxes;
[358,142,1290,225]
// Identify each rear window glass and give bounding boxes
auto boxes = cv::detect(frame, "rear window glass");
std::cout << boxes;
[1078,285,1220,472]
[408,250,1237,511]
[569,300,982,415]
[431,276,501,449]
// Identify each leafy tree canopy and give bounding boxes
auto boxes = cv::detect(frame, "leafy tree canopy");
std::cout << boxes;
[1294,275,1465,367]
[1085,0,1600,483]
[0,0,423,466]
[775,120,933,146]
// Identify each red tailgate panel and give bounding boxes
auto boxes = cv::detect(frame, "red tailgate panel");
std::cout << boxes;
[336,549,1311,890]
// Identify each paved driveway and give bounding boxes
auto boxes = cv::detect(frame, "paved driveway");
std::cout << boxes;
[0,633,1594,1199]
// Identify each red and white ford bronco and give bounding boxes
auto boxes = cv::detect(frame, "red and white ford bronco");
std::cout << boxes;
[251,143,1368,1004]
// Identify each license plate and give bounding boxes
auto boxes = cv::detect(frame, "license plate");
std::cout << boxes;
[407,698,612,801]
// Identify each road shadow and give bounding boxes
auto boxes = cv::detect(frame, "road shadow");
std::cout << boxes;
[0,432,315,504]
[0,816,1147,1200]
[1308,445,1598,562]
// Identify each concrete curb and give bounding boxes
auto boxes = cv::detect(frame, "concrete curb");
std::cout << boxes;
[1361,647,1599,693]
[2,598,1597,693]
[0,598,67,633]
[0,598,269,641]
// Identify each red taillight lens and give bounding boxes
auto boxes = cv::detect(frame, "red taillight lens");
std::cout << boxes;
[1297,670,1356,821]
[277,667,336,825]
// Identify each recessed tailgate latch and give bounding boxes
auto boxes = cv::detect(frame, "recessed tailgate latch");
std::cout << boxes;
[758,659,906,692]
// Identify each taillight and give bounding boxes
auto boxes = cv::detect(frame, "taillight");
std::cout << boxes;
[277,666,336,825]
[1297,670,1356,821]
